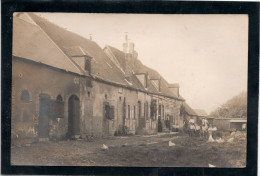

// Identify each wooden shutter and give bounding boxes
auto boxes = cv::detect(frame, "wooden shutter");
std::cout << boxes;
[109,106,115,120]
[50,100,64,118]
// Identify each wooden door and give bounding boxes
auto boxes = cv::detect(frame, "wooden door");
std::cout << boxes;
[39,94,51,138]
[103,103,110,136]
[68,95,80,137]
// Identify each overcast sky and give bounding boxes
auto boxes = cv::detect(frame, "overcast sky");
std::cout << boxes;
[37,13,248,114]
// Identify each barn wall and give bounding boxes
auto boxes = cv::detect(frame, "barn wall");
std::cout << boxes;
[12,58,81,144]
[213,119,230,131]
[12,58,183,143]
[230,122,245,131]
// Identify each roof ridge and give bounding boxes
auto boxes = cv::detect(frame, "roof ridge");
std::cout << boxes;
[30,13,101,49]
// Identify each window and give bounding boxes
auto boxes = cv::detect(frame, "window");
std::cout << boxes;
[150,99,157,120]
[159,105,162,119]
[162,105,164,119]
[134,106,136,119]
[138,101,141,118]
[104,103,115,120]
[145,101,148,119]
[128,105,130,119]
[109,106,115,119]
[86,77,92,87]
[21,90,30,102]
[85,58,91,73]
[105,104,110,119]
[144,102,145,117]
[50,95,64,118]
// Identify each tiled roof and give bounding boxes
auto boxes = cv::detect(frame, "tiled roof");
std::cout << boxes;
[18,13,184,100]
[63,46,91,57]
[183,102,197,116]
[12,16,82,75]
[28,13,130,86]
[106,46,183,100]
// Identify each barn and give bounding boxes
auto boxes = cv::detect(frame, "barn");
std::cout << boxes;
[12,13,186,145]
[212,118,247,131]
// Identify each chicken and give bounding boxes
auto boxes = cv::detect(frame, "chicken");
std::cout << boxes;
[169,141,176,146]
[101,144,108,150]
[209,164,216,167]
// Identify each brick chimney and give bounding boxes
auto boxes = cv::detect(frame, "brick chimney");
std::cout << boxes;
[168,83,180,97]
[123,33,136,82]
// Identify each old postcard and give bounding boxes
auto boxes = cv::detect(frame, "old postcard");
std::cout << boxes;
[11,13,248,167]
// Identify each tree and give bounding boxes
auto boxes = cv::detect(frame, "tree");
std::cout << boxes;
[210,91,247,119]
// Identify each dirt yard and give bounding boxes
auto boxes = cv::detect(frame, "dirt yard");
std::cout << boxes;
[11,132,246,167]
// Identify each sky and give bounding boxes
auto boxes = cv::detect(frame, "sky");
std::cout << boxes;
[36,13,248,114]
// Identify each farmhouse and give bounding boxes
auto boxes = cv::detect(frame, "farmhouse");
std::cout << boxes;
[12,13,186,144]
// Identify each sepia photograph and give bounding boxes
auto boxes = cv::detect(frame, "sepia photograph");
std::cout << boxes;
[11,12,248,168]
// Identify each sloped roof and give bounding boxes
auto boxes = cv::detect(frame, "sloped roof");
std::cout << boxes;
[183,102,197,116]
[64,46,91,57]
[106,45,126,71]
[18,13,184,100]
[12,16,82,75]
[194,109,208,117]
[28,13,133,87]
[106,46,184,100]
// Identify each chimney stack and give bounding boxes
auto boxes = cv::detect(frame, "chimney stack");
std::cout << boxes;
[123,33,136,81]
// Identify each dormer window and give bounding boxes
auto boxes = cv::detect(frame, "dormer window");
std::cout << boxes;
[135,73,148,89]
[85,57,91,74]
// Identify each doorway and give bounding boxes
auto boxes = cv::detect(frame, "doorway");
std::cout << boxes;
[39,94,51,138]
[103,102,110,136]
[68,95,80,137]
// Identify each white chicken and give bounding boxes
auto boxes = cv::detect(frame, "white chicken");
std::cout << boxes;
[209,164,216,167]
[101,144,108,150]
[169,141,176,146]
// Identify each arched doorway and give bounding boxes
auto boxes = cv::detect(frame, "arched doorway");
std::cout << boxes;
[39,93,51,138]
[68,95,80,138]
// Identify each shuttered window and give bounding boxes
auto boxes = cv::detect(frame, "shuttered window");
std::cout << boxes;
[105,104,115,120]
[50,100,64,118]
[109,106,115,120]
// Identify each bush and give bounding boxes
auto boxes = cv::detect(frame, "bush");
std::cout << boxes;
[114,125,129,136]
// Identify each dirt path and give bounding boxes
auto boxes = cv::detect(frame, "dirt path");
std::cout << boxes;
[11,132,246,167]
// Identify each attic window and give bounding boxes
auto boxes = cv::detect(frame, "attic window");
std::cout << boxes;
[21,90,30,102]
[85,58,91,73]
